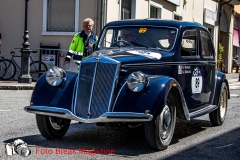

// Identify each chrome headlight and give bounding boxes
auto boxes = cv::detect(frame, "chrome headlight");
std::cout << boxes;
[127,72,147,92]
[46,66,65,86]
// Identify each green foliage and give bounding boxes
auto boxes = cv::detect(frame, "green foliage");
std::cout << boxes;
[217,44,224,69]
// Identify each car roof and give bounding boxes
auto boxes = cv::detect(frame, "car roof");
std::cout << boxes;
[104,19,207,30]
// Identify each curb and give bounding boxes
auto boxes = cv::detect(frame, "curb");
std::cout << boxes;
[0,81,36,90]
[0,86,35,90]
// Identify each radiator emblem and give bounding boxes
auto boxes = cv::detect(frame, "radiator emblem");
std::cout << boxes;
[96,58,100,62]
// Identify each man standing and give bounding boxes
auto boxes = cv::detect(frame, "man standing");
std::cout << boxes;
[63,18,98,66]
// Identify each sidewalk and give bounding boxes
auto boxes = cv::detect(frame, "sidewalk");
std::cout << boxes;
[0,80,36,90]
[0,73,239,90]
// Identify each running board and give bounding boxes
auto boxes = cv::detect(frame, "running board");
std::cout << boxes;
[189,105,218,119]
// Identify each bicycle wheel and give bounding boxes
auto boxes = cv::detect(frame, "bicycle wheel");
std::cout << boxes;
[1,59,16,80]
[30,61,48,82]
[0,60,7,79]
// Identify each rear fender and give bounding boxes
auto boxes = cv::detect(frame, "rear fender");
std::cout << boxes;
[30,71,77,111]
[113,76,189,119]
[213,71,230,106]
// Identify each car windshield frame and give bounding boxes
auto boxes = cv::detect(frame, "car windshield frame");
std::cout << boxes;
[97,26,178,51]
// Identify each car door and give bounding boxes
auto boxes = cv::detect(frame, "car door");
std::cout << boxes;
[178,28,203,110]
[199,29,216,106]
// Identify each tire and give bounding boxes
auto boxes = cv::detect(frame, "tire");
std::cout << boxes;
[1,59,16,80]
[36,114,71,139]
[144,92,176,150]
[209,82,228,126]
[30,61,48,82]
[0,60,7,79]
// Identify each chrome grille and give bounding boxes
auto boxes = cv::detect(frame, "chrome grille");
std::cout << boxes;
[75,57,120,119]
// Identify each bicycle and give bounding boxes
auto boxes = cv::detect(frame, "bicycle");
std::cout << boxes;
[0,50,48,81]
[0,57,7,78]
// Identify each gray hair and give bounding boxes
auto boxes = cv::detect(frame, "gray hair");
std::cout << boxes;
[83,18,94,25]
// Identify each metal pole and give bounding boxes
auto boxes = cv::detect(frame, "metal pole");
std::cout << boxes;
[18,0,35,83]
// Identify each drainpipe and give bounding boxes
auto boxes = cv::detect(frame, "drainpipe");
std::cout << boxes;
[217,0,232,72]
[100,0,105,32]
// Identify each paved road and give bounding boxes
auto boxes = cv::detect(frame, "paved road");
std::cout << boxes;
[0,87,240,160]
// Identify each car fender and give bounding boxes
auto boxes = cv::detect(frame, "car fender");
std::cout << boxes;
[112,76,189,119]
[213,71,230,106]
[30,71,77,111]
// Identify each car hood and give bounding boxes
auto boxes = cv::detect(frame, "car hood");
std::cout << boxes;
[91,48,171,64]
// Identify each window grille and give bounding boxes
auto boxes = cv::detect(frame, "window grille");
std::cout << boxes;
[47,0,75,32]
[121,0,132,20]
[150,6,158,18]
[174,15,182,21]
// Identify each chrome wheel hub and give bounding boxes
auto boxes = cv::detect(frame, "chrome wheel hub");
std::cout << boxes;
[220,89,227,119]
[160,105,172,139]
[49,117,63,130]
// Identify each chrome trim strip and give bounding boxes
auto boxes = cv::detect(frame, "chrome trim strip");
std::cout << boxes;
[72,76,79,112]
[24,106,153,123]
[112,81,127,111]
[189,105,217,119]
[88,60,98,114]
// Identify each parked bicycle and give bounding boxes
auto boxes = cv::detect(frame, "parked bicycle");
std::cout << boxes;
[0,51,48,81]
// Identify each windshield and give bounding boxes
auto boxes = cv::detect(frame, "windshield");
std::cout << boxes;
[98,26,177,50]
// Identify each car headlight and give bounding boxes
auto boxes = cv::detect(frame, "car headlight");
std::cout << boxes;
[46,66,65,86]
[127,72,147,92]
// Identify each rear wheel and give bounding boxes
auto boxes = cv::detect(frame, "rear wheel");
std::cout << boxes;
[30,61,48,82]
[209,82,228,126]
[36,114,71,139]
[145,92,176,150]
[1,59,16,80]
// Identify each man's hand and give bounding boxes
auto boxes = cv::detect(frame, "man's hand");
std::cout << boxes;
[63,61,70,67]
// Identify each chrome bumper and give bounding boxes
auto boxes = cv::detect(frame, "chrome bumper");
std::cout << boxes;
[24,106,153,123]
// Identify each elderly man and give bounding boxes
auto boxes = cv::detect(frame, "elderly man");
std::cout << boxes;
[63,18,98,66]
[120,29,136,42]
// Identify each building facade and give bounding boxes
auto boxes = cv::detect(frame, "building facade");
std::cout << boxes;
[0,0,239,73]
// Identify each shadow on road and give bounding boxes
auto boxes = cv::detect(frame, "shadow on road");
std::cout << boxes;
[3,118,217,158]
[163,127,240,160]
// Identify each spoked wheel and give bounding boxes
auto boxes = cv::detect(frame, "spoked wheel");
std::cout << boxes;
[145,92,176,150]
[30,61,48,82]
[0,59,16,80]
[36,114,71,139]
[0,60,7,79]
[209,82,228,126]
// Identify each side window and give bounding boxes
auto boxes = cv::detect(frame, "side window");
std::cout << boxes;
[181,29,198,57]
[99,29,114,48]
[200,30,213,57]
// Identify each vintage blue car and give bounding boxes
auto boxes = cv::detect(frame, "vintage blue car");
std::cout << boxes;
[24,19,230,151]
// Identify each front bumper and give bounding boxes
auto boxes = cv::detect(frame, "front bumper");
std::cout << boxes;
[24,106,153,123]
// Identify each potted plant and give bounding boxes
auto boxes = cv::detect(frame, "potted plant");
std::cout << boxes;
[217,44,224,71]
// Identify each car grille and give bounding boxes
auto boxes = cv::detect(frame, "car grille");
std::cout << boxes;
[74,57,120,119]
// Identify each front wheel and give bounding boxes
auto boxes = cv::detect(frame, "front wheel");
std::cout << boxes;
[209,82,228,126]
[30,61,48,82]
[144,92,176,150]
[36,114,71,139]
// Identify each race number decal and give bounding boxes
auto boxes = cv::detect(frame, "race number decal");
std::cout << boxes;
[191,67,202,94]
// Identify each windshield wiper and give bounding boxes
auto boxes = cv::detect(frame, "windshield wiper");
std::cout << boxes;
[130,41,149,49]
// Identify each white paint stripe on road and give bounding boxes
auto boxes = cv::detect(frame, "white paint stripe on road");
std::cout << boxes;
[230,94,239,97]
[229,86,240,90]
[0,110,11,112]
[229,82,240,86]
